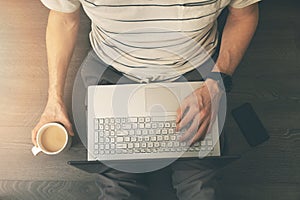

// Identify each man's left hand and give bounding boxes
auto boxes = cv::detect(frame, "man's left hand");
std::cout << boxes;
[176,79,224,145]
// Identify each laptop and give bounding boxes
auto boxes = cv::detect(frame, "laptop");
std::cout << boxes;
[87,81,221,162]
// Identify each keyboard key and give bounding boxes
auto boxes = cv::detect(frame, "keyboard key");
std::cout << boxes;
[117,130,128,136]
[144,136,150,142]
[124,137,130,142]
[154,142,160,148]
[136,130,142,135]
[151,123,158,129]
[110,131,115,136]
[150,136,157,141]
[128,117,138,123]
[207,140,213,146]
[162,129,168,135]
[110,118,115,123]
[116,137,124,142]
[165,123,170,128]
[99,118,104,124]
[138,117,145,123]
[104,131,109,136]
[157,136,163,141]
[142,129,148,135]
[169,129,174,134]
[134,143,140,148]
[116,124,121,129]
[94,119,99,130]
[139,123,145,129]
[122,124,131,129]
[95,132,99,143]
[170,135,176,141]
[128,143,134,148]
[116,144,127,149]
[99,131,104,137]
[129,130,135,135]
[145,117,151,122]
[132,123,138,129]
[147,142,153,148]
[145,123,151,129]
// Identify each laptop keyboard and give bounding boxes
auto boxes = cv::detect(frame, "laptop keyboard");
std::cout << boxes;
[93,116,215,157]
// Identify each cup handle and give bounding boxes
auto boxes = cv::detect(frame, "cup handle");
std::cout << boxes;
[31,146,42,156]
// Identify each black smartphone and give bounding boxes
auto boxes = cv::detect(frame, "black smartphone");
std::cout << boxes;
[231,103,270,147]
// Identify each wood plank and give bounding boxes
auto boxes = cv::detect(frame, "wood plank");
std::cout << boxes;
[219,183,300,200]
[0,180,100,200]
[0,127,96,181]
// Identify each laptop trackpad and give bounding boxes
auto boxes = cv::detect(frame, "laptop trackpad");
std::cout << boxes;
[145,86,181,114]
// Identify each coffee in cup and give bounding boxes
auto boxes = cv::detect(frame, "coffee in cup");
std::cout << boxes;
[31,122,71,156]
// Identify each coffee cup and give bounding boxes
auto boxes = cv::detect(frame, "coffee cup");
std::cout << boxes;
[31,122,72,156]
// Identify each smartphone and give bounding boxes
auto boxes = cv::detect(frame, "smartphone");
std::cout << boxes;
[231,103,270,147]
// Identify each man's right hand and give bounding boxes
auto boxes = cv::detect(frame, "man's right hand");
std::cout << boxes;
[31,98,74,147]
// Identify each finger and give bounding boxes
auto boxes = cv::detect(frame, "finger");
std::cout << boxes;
[62,119,75,136]
[176,107,196,131]
[31,129,38,147]
[179,114,201,142]
[188,118,210,145]
[176,99,189,123]
[207,110,217,135]
[31,121,44,147]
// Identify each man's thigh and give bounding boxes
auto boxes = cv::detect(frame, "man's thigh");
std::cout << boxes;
[171,159,219,200]
[95,165,147,200]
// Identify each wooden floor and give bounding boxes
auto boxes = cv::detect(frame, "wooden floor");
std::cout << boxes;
[0,0,299,199]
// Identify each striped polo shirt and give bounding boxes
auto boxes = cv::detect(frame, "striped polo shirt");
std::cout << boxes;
[41,0,260,82]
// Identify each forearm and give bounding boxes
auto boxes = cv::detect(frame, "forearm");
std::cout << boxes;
[214,4,259,75]
[46,9,80,101]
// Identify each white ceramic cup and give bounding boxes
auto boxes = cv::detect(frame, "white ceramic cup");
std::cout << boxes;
[31,122,72,156]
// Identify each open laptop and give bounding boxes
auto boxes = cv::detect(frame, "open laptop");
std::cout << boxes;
[87,81,221,161]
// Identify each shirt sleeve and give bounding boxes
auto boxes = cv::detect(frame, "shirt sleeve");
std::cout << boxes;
[40,0,81,13]
[229,0,261,8]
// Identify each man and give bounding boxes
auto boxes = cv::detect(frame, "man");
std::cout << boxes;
[32,0,260,199]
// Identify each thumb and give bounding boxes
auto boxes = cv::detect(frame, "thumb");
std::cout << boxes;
[63,120,75,137]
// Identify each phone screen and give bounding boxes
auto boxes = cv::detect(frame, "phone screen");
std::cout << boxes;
[231,103,269,146]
